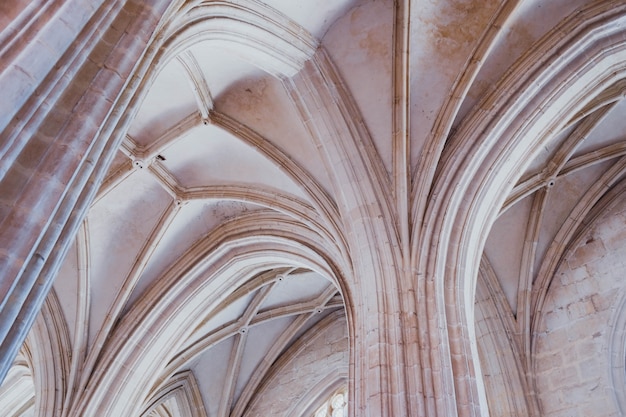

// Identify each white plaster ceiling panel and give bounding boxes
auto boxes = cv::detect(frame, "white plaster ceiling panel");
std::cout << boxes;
[215,73,333,195]
[572,100,626,159]
[519,122,577,183]
[259,0,360,39]
[192,335,235,417]
[191,290,259,342]
[456,0,591,129]
[127,58,197,147]
[162,268,342,417]
[322,0,394,175]
[125,199,262,313]
[409,0,501,168]
[484,195,532,313]
[233,315,296,400]
[86,169,171,345]
[188,43,265,101]
[533,161,614,278]
[52,238,79,342]
[159,123,307,198]
[259,271,332,312]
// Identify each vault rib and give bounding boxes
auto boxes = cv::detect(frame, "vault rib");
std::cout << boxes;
[561,141,626,176]
[217,284,273,417]
[230,314,311,417]
[514,188,547,416]
[163,282,340,379]
[61,221,91,417]
[210,109,349,266]
[141,370,207,417]
[217,332,246,417]
[503,104,614,213]
[77,199,183,393]
[176,51,213,121]
[530,156,626,336]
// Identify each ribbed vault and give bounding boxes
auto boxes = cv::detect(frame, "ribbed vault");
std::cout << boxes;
[2,0,626,416]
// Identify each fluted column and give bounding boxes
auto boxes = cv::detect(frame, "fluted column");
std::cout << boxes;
[286,49,423,416]
[0,0,172,382]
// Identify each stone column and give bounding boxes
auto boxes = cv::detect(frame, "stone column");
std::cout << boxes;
[286,49,425,416]
[0,0,171,381]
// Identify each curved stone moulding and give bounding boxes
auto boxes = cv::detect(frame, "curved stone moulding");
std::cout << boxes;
[416,3,626,416]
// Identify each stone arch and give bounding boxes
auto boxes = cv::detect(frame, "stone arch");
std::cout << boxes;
[297,377,348,417]
[242,311,348,417]
[0,288,71,417]
[70,212,349,417]
[474,257,529,416]
[416,2,626,415]
[532,178,626,415]
[141,371,207,417]
[0,0,322,382]
[156,1,317,77]
[0,349,34,416]
[307,386,348,417]
[26,291,71,417]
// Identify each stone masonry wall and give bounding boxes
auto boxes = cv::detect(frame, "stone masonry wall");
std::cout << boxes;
[534,195,626,416]
[243,313,348,417]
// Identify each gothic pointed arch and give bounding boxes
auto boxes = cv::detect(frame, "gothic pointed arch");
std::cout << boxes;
[70,212,347,417]
[141,371,207,417]
[417,2,626,415]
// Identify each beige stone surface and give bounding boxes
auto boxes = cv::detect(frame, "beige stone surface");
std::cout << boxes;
[2,0,626,416]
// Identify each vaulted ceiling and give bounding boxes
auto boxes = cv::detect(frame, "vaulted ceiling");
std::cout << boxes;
[2,0,626,416]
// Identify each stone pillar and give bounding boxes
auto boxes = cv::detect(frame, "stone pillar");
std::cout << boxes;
[286,50,426,416]
[0,0,171,381]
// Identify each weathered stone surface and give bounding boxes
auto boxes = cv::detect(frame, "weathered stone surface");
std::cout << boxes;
[2,1,626,417]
